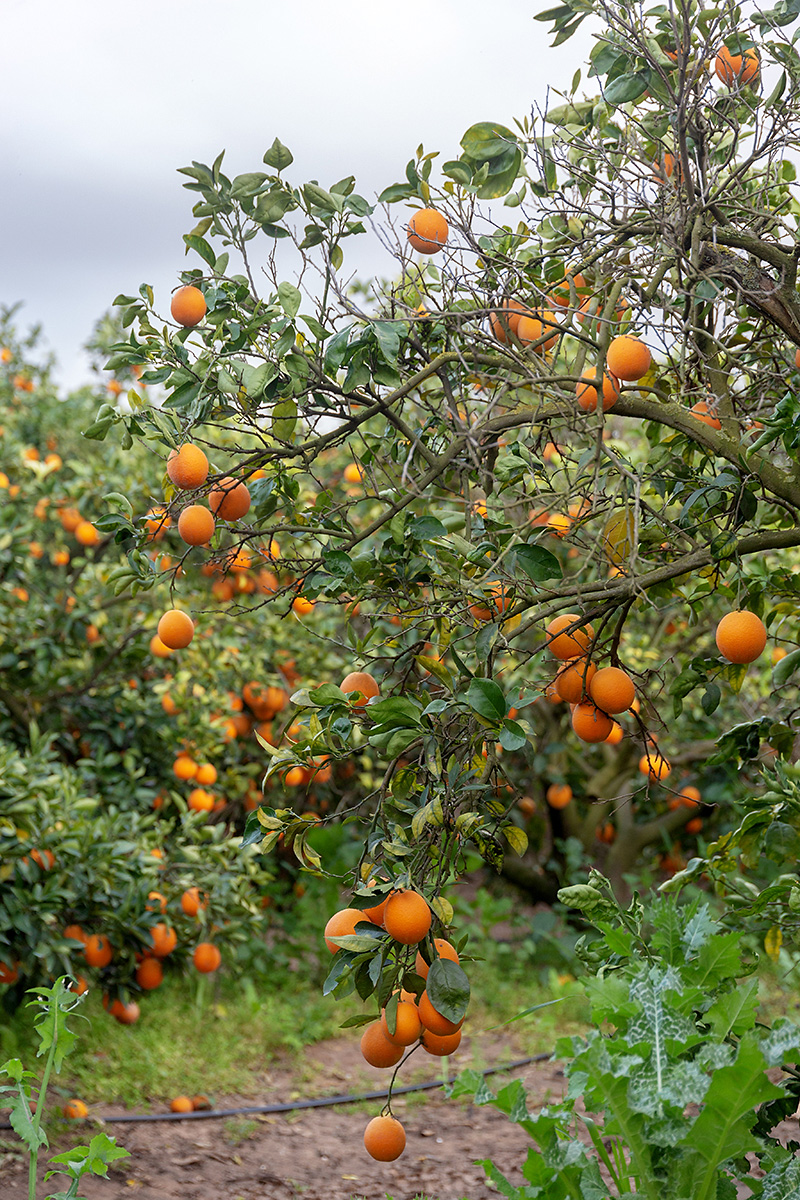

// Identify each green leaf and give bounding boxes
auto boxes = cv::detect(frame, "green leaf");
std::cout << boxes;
[427,959,470,1024]
[499,719,527,752]
[701,683,721,716]
[263,138,294,171]
[182,234,216,268]
[773,647,800,686]
[515,544,562,581]
[705,978,759,1040]
[272,399,297,441]
[230,171,269,199]
[367,698,423,726]
[277,282,302,319]
[465,678,507,721]
[303,183,343,214]
[377,182,415,203]
[604,70,651,105]
[442,160,473,186]
[460,122,518,162]
[409,516,447,539]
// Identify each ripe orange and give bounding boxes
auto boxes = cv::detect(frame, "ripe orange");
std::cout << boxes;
[364,1113,406,1161]
[181,887,208,917]
[606,336,651,381]
[109,998,140,1025]
[589,667,636,714]
[74,520,100,547]
[381,1000,424,1046]
[639,749,671,782]
[418,989,463,1036]
[407,209,448,254]
[171,286,207,327]
[605,721,624,745]
[146,890,168,914]
[550,270,587,307]
[715,46,759,86]
[170,1095,195,1113]
[576,369,620,413]
[715,610,767,663]
[362,880,392,925]
[686,816,703,835]
[516,311,558,353]
[571,703,614,743]
[554,659,596,704]
[209,477,251,521]
[177,504,215,546]
[150,635,173,661]
[691,400,721,429]
[150,924,177,958]
[361,1021,404,1068]
[30,848,55,870]
[135,956,163,990]
[383,890,432,945]
[84,934,113,968]
[343,463,363,484]
[0,961,20,985]
[167,444,209,490]
[158,610,194,650]
[489,298,531,343]
[545,614,595,660]
[546,783,572,809]
[64,924,88,945]
[421,1028,462,1056]
[292,595,315,616]
[193,942,222,973]
[188,788,214,813]
[324,907,363,953]
[173,754,198,780]
[415,938,459,980]
[68,975,89,995]
[340,671,380,705]
[63,1099,89,1119]
[679,785,701,808]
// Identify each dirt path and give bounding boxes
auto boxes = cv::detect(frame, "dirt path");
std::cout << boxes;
[0,1036,565,1200]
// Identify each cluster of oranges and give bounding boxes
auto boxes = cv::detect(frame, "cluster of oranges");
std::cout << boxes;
[324,887,466,1162]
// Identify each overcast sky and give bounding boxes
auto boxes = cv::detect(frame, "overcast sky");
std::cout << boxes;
[3,0,594,389]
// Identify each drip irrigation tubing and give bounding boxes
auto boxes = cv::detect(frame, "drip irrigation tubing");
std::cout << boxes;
[0,1051,551,1127]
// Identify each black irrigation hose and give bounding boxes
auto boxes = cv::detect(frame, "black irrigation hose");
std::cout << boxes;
[0,1052,551,1128]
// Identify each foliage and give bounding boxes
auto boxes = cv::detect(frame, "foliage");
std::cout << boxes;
[454,879,800,1200]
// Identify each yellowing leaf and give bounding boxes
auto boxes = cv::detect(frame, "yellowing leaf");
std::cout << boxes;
[431,896,454,925]
[765,925,782,962]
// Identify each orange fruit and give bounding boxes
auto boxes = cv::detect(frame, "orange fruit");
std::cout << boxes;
[571,703,614,743]
[380,1000,424,1046]
[679,785,701,808]
[30,848,55,870]
[324,907,364,953]
[715,610,767,663]
[383,890,432,945]
[167,444,209,490]
[178,504,215,546]
[150,634,173,659]
[545,614,595,660]
[195,763,217,785]
[364,1114,406,1161]
[193,942,222,973]
[362,880,392,925]
[75,520,100,547]
[157,610,194,650]
[64,924,88,945]
[417,989,463,1036]
[606,336,651,381]
[170,286,207,327]
[187,788,214,813]
[489,298,531,343]
[691,400,721,429]
[181,887,208,916]
[108,998,140,1025]
[576,369,620,413]
[84,934,113,968]
[68,975,89,995]
[421,1028,462,1056]
[550,270,587,307]
[63,1099,89,1119]
[639,749,671,782]
[589,667,636,714]
[407,209,448,254]
[135,956,164,990]
[715,46,759,86]
[605,721,624,745]
[170,1095,195,1113]
[209,477,251,521]
[554,658,596,704]
[415,938,459,980]
[292,595,315,616]
[546,783,572,809]
[361,1021,404,1068]
[340,671,380,705]
[0,961,20,985]
[686,816,703,835]
[516,311,558,353]
[150,924,178,958]
[146,890,167,914]
[343,463,363,483]
[173,754,198,780]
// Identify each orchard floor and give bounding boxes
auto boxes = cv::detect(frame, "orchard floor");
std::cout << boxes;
[0,1033,564,1200]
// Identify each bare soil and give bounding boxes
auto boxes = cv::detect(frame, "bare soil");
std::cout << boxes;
[0,1033,565,1200]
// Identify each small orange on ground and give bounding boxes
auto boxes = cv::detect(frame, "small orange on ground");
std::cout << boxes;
[691,400,722,429]
[546,615,595,660]
[576,369,621,413]
[340,671,380,705]
[193,943,222,973]
[383,890,432,945]
[167,443,209,490]
[178,504,216,546]
[173,754,198,780]
[158,610,194,650]
[554,659,596,704]
[171,285,207,327]
[715,45,759,86]
[589,666,636,714]
[639,749,671,783]
[418,989,463,1037]
[324,907,364,953]
[572,703,614,743]
[606,336,651,381]
[209,477,251,521]
[381,1000,424,1046]
[150,924,178,958]
[407,209,448,254]
[415,938,459,980]
[715,610,767,664]
[546,783,573,809]
[170,1095,195,1113]
[63,1099,89,1119]
[361,1021,404,1068]
[364,1114,406,1161]
[421,1028,462,1056]
[135,956,164,990]
[84,934,113,968]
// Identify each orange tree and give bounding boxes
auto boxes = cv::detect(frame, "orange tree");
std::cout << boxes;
[89,0,800,1132]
